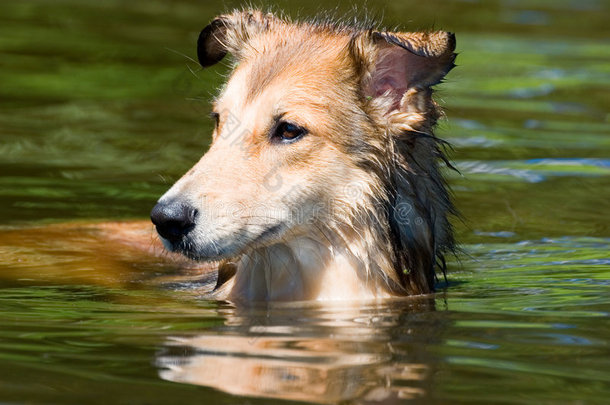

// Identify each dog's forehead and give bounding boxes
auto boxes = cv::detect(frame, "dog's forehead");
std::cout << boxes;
[218,29,353,111]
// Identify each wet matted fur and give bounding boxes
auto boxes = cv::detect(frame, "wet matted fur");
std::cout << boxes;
[152,10,458,302]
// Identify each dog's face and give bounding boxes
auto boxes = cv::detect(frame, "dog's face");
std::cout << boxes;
[153,29,366,260]
[151,11,456,263]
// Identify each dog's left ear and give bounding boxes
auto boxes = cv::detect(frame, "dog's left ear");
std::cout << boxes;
[197,17,229,67]
[351,30,456,121]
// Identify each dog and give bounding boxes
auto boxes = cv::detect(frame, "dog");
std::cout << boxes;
[150,10,457,302]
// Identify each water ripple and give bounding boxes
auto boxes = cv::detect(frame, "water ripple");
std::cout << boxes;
[456,158,610,182]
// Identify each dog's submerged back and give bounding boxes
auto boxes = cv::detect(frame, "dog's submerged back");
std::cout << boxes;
[150,10,457,302]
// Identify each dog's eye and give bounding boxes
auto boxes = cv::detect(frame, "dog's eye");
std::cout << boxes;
[273,121,307,143]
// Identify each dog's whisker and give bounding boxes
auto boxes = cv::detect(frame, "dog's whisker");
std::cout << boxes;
[164,47,201,67]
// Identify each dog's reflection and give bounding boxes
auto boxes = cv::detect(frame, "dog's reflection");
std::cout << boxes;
[156,298,442,404]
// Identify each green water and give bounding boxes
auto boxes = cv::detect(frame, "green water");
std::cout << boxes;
[1,0,609,403]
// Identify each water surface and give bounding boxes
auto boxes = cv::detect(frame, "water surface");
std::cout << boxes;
[0,0,609,403]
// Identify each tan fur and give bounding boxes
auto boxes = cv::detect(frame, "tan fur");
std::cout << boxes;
[155,10,457,302]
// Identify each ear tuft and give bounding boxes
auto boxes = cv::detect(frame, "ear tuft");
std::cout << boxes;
[196,10,280,68]
[374,31,456,59]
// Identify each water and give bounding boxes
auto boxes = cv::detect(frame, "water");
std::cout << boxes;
[1,0,609,403]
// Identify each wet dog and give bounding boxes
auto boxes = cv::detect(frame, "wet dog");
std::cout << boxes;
[151,10,457,302]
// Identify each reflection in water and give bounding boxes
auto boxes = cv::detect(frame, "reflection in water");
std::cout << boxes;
[156,298,444,404]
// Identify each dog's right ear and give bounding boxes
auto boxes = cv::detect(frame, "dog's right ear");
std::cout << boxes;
[197,10,279,67]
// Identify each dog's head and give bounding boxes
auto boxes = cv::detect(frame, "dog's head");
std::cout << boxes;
[151,10,456,280]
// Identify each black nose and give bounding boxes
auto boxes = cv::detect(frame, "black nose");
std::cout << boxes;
[150,200,198,242]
